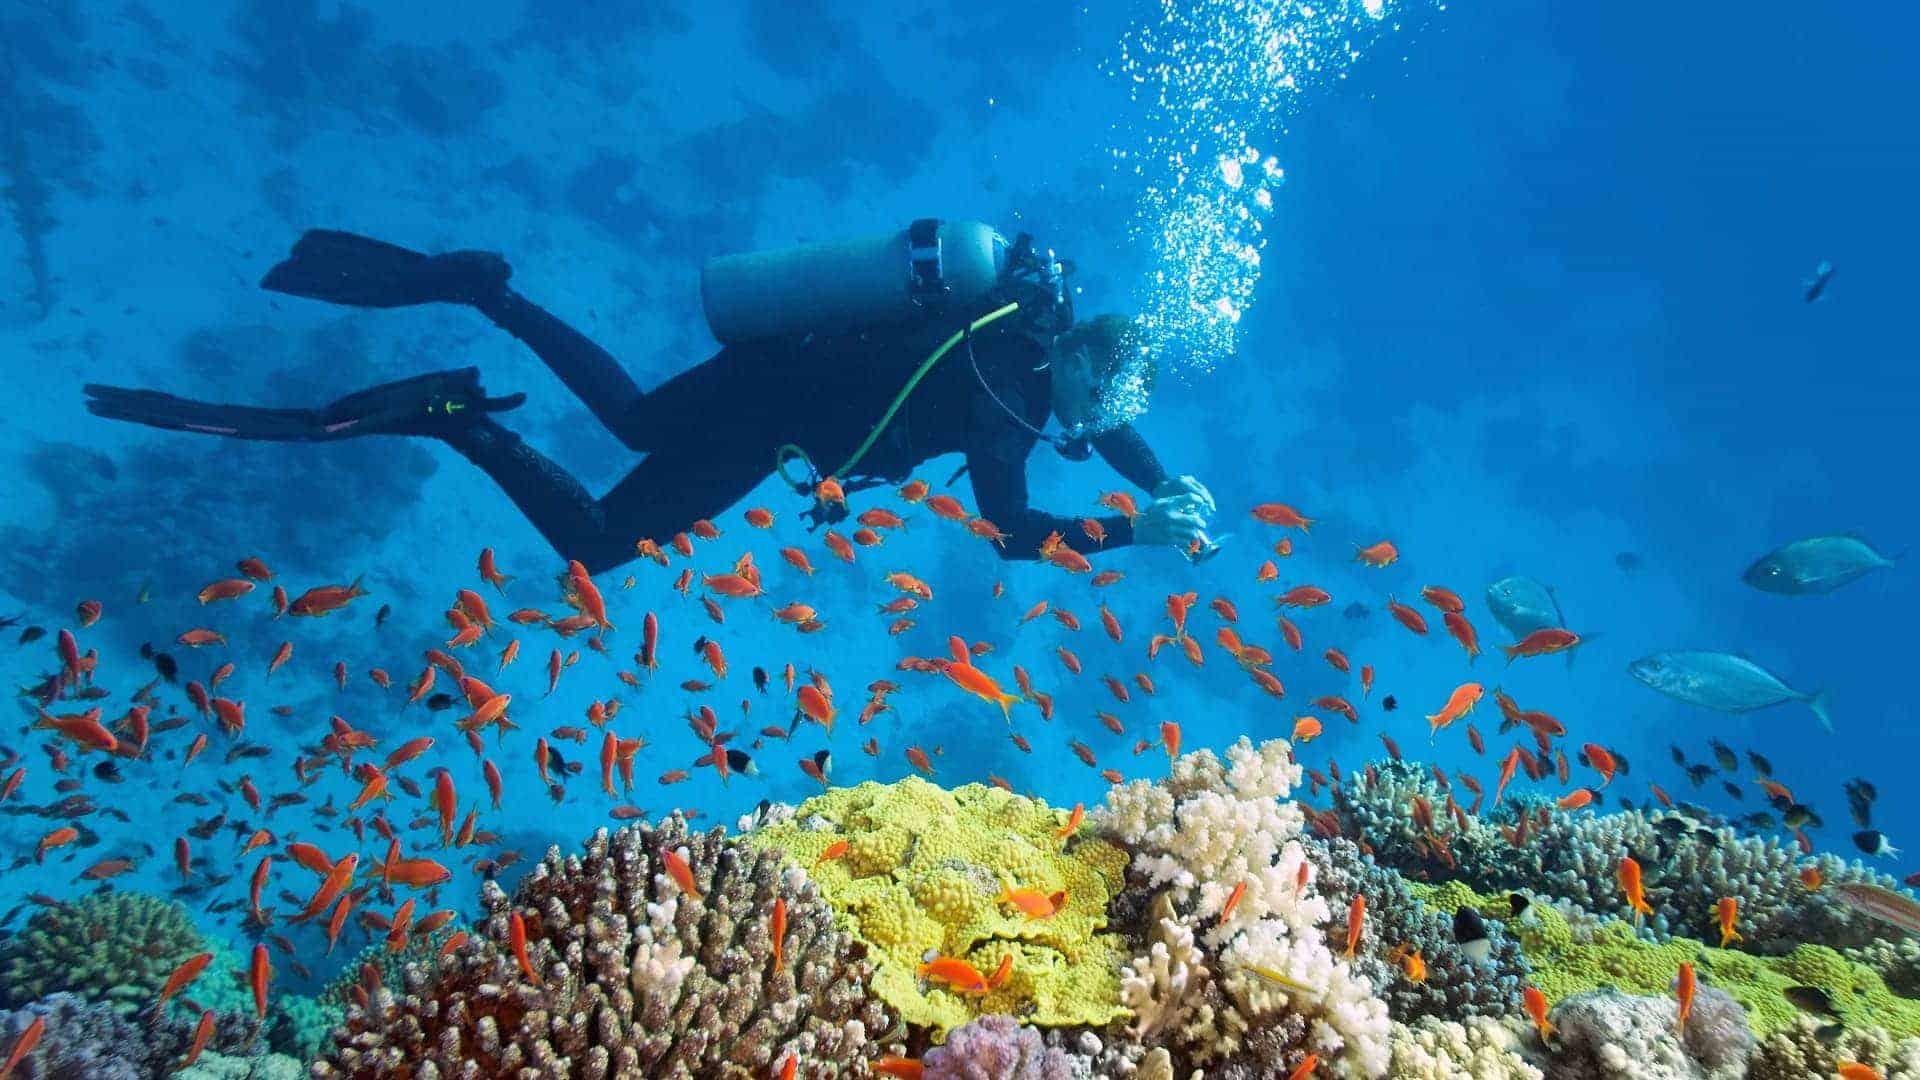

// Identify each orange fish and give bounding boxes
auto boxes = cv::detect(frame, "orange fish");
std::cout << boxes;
[875,1058,926,1079]
[1056,802,1085,841]
[770,896,788,973]
[1425,682,1483,740]
[477,547,512,593]
[1503,627,1581,663]
[1275,586,1331,609]
[1523,985,1555,1043]
[1291,716,1323,743]
[1387,595,1429,635]
[1354,540,1398,567]
[509,910,543,986]
[1557,788,1594,811]
[1443,611,1480,664]
[1674,960,1695,1033]
[1345,894,1366,958]
[1581,743,1617,788]
[905,745,936,777]
[288,576,367,617]
[999,883,1065,918]
[249,942,272,1018]
[1800,865,1823,891]
[815,839,850,866]
[1160,720,1181,763]
[661,845,702,900]
[1250,502,1313,530]
[1716,897,1742,948]
[1617,856,1654,928]
[1221,880,1247,922]
[1837,1063,1885,1080]
[1286,1055,1319,1080]
[919,955,989,994]
[35,826,78,863]
[198,577,255,604]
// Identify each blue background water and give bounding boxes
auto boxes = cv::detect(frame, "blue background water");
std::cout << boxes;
[2,0,1914,985]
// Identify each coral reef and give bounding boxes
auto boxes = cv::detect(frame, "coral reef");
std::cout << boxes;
[265,992,345,1061]
[923,1014,1076,1079]
[746,777,1131,1036]
[0,891,230,1015]
[1545,986,1754,1079]
[1333,761,1902,953]
[1749,1015,1920,1079]
[1386,1015,1543,1079]
[1307,837,1530,1023]
[317,815,892,1078]
[0,991,264,1079]
[1099,736,1391,1078]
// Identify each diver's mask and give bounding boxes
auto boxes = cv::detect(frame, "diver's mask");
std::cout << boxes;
[995,232,1074,343]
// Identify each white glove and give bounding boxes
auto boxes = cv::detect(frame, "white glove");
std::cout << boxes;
[1153,475,1216,520]
[1134,496,1209,548]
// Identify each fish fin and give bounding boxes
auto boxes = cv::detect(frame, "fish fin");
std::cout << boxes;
[1807,690,1833,732]
[1565,631,1599,670]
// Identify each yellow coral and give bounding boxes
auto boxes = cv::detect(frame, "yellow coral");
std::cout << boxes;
[1409,879,1920,1038]
[747,778,1130,1036]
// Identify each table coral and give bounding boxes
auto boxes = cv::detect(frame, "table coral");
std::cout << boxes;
[748,777,1131,1037]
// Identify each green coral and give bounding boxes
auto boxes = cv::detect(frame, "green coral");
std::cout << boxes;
[747,778,1130,1037]
[0,891,217,1015]
[1412,880,1920,1038]
[266,992,346,1060]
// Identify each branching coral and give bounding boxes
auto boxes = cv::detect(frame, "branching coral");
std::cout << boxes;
[1331,761,1903,954]
[0,991,263,1078]
[1386,1015,1543,1079]
[748,777,1130,1036]
[0,891,221,1014]
[317,815,892,1078]
[1749,1014,1920,1079]
[1097,736,1390,1078]
[1307,837,1530,1023]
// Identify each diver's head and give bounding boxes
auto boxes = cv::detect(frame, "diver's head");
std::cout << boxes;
[1049,313,1157,435]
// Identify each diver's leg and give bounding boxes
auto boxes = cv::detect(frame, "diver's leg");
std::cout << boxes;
[440,420,770,574]
[259,229,652,450]
[472,288,652,451]
[84,368,525,441]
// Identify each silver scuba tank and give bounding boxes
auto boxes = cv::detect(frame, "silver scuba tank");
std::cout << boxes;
[700,219,1008,345]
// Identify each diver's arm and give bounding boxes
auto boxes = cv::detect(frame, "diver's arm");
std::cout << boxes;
[475,288,650,451]
[966,450,1133,561]
[1091,424,1170,492]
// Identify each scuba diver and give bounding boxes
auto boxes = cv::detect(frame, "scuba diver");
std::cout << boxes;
[84,221,1215,574]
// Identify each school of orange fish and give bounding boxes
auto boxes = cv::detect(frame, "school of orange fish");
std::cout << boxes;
[0,477,1895,1080]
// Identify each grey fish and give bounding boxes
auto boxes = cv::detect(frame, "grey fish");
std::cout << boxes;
[1742,534,1894,596]
[1628,650,1831,731]
[1803,259,1833,303]
[1485,576,1582,667]
[1835,882,1920,935]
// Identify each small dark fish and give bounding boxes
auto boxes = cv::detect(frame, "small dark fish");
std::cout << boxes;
[225,743,272,763]
[139,641,154,659]
[1670,744,1687,767]
[1381,695,1398,713]
[153,653,178,683]
[1845,778,1878,829]
[1342,601,1370,620]
[376,603,392,627]
[692,635,709,657]
[1721,781,1744,801]
[425,693,456,712]
[752,666,769,694]
[1507,893,1531,920]
[1784,985,1838,1018]
[1708,740,1738,772]
[1802,260,1833,303]
[1813,1023,1844,1047]
[18,626,46,645]
[188,813,227,839]
[1850,778,1879,802]
[1693,828,1721,848]
[173,793,211,806]
[1685,764,1715,787]
[1739,812,1776,830]
[1452,907,1491,964]
[1614,552,1642,572]
[91,761,122,783]
[1611,753,1629,777]
[1747,751,1773,776]
[1855,830,1899,858]
[1654,816,1692,836]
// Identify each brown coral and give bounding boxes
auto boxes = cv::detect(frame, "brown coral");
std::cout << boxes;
[315,815,894,1078]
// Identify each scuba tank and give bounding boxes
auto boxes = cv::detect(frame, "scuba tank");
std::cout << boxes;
[702,219,1024,344]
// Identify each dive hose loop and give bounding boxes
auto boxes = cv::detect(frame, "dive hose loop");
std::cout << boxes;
[771,300,1023,495]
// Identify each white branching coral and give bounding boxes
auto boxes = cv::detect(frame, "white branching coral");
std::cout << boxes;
[1120,894,1210,1040]
[1387,1016,1544,1079]
[1096,736,1391,1078]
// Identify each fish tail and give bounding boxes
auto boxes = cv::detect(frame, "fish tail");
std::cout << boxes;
[1806,689,1833,732]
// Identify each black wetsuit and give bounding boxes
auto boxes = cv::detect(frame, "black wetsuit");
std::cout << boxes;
[449,287,1169,573]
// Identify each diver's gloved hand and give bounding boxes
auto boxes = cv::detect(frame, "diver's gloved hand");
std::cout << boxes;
[1134,496,1209,549]
[1153,475,1217,521]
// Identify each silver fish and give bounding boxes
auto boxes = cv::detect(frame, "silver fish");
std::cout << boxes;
[1628,650,1831,731]
[1835,882,1920,935]
[1742,534,1895,596]
[1484,577,1580,667]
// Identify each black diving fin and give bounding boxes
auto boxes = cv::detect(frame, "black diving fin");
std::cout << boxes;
[259,229,511,308]
[85,368,525,441]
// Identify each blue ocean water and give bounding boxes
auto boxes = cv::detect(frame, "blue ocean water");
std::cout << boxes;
[1,0,1914,1006]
